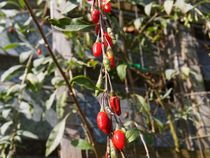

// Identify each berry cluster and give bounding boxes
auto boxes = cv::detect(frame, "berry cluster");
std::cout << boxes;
[90,0,115,71]
[97,93,125,157]
[89,0,126,157]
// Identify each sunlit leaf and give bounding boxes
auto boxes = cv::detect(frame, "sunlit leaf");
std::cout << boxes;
[17,130,38,139]
[1,65,23,82]
[3,43,19,51]
[164,0,174,15]
[45,113,70,157]
[125,129,139,143]
[144,2,153,16]
[1,121,13,135]
[49,18,92,32]
[71,139,93,150]
[46,91,56,110]
[19,51,33,63]
[117,64,127,81]
[165,69,177,80]
[133,94,150,113]
[70,75,100,91]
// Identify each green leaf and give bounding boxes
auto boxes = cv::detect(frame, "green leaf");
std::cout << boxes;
[164,0,174,15]
[134,18,143,30]
[133,94,150,113]
[144,2,153,16]
[26,73,40,86]
[161,88,173,99]
[1,121,13,135]
[95,72,103,96]
[45,113,70,157]
[0,2,7,8]
[125,129,139,143]
[46,91,56,110]
[6,84,26,96]
[18,0,25,9]
[56,91,68,118]
[61,1,78,14]
[1,65,23,82]
[3,43,19,51]
[49,18,92,32]
[153,118,164,133]
[19,51,33,63]
[165,69,177,80]
[175,0,193,13]
[19,101,33,119]
[116,64,127,81]
[70,75,98,91]
[71,139,93,150]
[181,66,190,77]
[17,130,38,139]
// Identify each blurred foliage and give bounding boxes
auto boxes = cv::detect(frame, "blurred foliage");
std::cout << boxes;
[0,0,209,157]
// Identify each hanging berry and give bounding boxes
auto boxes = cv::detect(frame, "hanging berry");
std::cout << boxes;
[92,41,102,57]
[112,130,125,150]
[101,1,111,13]
[91,9,100,24]
[109,95,121,116]
[96,111,111,134]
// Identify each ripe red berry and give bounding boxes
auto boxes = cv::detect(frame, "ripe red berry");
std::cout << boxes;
[109,96,121,115]
[112,130,125,150]
[37,48,42,55]
[91,9,100,24]
[104,32,113,47]
[102,2,111,13]
[92,42,102,57]
[96,111,111,134]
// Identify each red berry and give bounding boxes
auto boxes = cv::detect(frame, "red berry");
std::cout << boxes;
[109,96,121,115]
[104,32,113,47]
[96,111,111,134]
[102,2,111,13]
[112,130,125,150]
[92,42,102,57]
[37,48,42,55]
[91,9,100,24]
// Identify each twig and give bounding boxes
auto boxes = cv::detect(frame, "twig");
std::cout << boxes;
[140,133,150,158]
[23,1,99,157]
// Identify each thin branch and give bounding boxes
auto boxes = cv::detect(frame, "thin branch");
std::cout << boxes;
[140,133,150,158]
[23,1,99,157]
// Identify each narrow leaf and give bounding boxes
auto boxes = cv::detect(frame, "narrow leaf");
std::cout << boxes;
[19,51,33,63]
[17,130,38,139]
[1,65,23,82]
[45,113,70,157]
[144,2,153,16]
[1,121,13,135]
[164,0,174,15]
[46,91,56,110]
[133,94,150,113]
[125,129,139,143]
[70,75,97,91]
[3,43,19,51]
[71,139,93,150]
